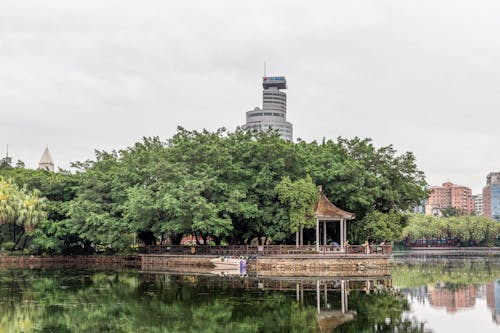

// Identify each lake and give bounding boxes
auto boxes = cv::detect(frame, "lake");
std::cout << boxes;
[0,256,498,332]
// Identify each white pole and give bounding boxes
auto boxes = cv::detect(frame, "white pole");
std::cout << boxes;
[340,218,344,248]
[315,219,320,252]
[316,280,320,314]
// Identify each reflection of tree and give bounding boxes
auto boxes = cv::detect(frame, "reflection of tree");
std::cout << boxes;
[0,269,440,333]
[335,290,430,333]
[392,260,500,288]
[0,270,319,332]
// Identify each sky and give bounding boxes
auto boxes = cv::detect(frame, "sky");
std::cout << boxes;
[1,0,500,193]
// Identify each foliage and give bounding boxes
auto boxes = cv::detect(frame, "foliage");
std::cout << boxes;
[275,175,318,234]
[361,210,408,243]
[1,128,428,251]
[440,206,464,217]
[401,214,500,246]
[0,177,47,250]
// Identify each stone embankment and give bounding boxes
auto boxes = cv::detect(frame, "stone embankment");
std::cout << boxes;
[248,255,391,277]
[0,254,392,277]
[0,255,141,269]
[140,254,392,277]
[141,254,217,274]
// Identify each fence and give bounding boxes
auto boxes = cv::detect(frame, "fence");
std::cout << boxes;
[139,244,392,256]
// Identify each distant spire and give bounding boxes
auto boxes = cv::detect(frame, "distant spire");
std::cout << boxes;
[38,147,54,172]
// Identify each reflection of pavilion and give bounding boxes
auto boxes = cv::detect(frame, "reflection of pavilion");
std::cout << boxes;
[292,278,392,332]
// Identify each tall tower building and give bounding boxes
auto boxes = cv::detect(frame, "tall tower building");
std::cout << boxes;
[483,172,500,221]
[38,147,54,172]
[243,76,293,141]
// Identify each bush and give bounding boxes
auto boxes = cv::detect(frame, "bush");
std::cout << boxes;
[1,242,15,251]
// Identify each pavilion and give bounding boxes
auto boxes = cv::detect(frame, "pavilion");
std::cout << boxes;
[296,187,355,252]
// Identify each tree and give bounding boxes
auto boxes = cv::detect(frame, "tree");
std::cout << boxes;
[0,177,47,250]
[361,211,408,243]
[402,214,500,247]
[275,175,318,237]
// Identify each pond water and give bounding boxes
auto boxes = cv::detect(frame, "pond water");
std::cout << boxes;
[0,257,498,332]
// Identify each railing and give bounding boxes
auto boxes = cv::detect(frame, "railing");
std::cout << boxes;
[139,244,393,256]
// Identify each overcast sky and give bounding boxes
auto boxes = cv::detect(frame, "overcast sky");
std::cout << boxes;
[1,0,499,193]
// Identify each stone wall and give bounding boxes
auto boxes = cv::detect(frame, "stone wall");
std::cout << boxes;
[140,254,216,274]
[248,255,391,277]
[140,254,391,277]
[0,255,140,269]
[0,254,392,277]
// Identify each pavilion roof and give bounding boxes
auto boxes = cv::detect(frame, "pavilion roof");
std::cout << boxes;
[315,187,355,221]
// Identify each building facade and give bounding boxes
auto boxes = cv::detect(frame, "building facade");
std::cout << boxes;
[482,172,500,221]
[472,194,483,216]
[425,182,474,215]
[243,76,293,141]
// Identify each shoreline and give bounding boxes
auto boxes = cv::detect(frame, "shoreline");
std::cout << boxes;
[1,249,498,277]
[393,247,500,257]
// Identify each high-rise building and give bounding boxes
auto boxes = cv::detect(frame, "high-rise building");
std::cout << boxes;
[482,172,500,221]
[243,76,293,141]
[425,182,474,215]
[473,194,483,216]
[38,147,54,172]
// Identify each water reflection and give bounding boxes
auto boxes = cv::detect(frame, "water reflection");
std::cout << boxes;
[0,258,498,332]
[486,280,500,324]
[393,258,500,332]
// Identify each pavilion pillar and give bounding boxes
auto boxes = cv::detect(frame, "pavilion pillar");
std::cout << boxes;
[341,280,346,314]
[340,218,344,248]
[315,218,319,252]
[296,231,299,247]
[300,226,304,246]
[323,221,327,245]
[343,219,347,245]
[324,283,328,307]
[316,280,320,314]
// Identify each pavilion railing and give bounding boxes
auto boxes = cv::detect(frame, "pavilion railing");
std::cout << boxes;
[138,244,393,256]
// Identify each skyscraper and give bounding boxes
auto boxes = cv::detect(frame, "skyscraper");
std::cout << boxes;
[243,76,293,141]
[483,172,500,221]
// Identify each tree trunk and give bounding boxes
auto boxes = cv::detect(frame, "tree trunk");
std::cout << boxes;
[213,236,223,245]
[12,229,25,251]
[170,233,184,245]
[137,230,156,246]
[20,235,29,251]
[194,232,201,245]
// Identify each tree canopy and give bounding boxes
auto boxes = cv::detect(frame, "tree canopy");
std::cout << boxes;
[0,128,429,253]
